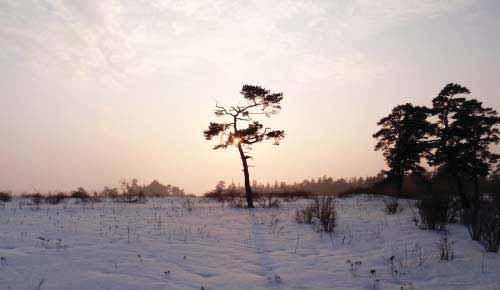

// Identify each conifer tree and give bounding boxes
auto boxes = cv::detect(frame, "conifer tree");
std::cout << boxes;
[204,85,285,208]
[373,103,434,195]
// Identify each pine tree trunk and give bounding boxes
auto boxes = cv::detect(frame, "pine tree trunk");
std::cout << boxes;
[473,177,481,209]
[455,175,469,209]
[397,175,404,196]
[470,176,482,240]
[237,143,254,208]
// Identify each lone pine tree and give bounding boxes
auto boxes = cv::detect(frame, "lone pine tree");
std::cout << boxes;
[204,85,285,208]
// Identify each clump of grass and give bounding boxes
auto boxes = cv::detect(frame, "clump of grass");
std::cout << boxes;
[390,242,433,276]
[296,196,336,233]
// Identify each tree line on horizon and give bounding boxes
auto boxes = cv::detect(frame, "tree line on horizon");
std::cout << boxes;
[205,165,500,199]
[206,175,385,197]
[0,179,186,199]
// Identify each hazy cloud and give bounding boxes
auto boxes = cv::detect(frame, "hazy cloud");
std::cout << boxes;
[0,0,476,86]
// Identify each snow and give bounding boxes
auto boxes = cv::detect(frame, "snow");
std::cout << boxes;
[0,195,499,290]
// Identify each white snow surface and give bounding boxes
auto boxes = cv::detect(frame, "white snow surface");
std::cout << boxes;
[0,195,499,290]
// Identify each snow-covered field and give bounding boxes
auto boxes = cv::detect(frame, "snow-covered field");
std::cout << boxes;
[0,195,499,290]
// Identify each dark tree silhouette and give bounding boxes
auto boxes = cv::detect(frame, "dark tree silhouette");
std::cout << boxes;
[429,83,471,207]
[451,98,500,210]
[203,85,285,208]
[373,103,434,195]
[428,83,500,210]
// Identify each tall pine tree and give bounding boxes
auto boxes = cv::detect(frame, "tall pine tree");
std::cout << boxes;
[429,83,471,207]
[430,83,500,209]
[451,98,500,209]
[373,103,434,195]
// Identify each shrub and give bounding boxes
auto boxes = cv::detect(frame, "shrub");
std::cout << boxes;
[416,193,451,231]
[462,207,482,241]
[317,197,336,233]
[182,198,195,212]
[114,181,147,203]
[29,193,44,206]
[464,201,500,252]
[479,209,500,253]
[337,186,375,198]
[296,204,315,224]
[384,197,399,215]
[204,190,222,200]
[71,187,90,201]
[100,187,119,198]
[256,194,280,208]
[45,192,68,205]
[113,191,146,203]
[228,197,247,208]
[206,189,311,202]
[296,196,336,233]
[267,190,312,200]
[0,191,12,203]
[437,234,454,261]
[390,242,433,275]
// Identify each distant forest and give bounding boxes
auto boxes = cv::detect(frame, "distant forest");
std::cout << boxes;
[208,174,384,196]
[209,164,500,198]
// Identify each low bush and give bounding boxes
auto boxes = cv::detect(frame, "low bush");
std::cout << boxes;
[45,192,68,205]
[111,181,147,203]
[416,193,451,231]
[228,197,248,208]
[337,186,374,198]
[463,201,500,252]
[28,193,44,206]
[0,191,12,203]
[266,190,312,200]
[204,188,241,201]
[206,189,311,202]
[182,198,195,211]
[100,187,120,199]
[384,197,399,215]
[296,196,336,233]
[463,207,482,241]
[256,194,280,208]
[479,208,500,253]
[296,204,315,224]
[437,234,454,261]
[113,192,147,203]
[71,187,90,201]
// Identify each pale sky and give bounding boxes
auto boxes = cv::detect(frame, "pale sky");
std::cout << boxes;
[1,0,499,194]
